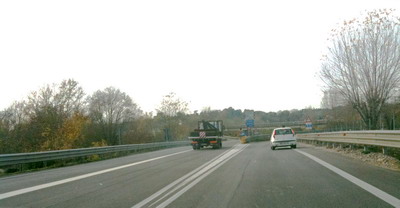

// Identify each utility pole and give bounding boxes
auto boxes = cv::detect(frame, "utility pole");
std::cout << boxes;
[118,125,122,145]
[393,112,395,130]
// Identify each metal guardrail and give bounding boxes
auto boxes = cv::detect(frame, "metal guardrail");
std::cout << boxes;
[247,134,271,142]
[296,131,400,149]
[0,141,190,166]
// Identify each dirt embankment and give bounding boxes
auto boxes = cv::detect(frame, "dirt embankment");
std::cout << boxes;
[310,144,400,171]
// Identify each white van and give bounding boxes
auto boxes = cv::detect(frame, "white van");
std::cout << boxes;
[270,127,297,150]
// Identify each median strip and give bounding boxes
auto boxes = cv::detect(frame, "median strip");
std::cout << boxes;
[132,143,249,208]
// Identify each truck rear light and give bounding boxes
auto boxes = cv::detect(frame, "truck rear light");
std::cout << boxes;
[191,141,198,144]
[210,141,217,144]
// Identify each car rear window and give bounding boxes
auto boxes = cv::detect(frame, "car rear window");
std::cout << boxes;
[275,129,293,135]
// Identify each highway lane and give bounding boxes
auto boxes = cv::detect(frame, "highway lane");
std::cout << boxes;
[168,143,400,208]
[0,140,238,207]
[1,140,400,207]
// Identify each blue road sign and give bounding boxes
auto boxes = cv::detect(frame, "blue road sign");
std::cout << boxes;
[246,119,255,128]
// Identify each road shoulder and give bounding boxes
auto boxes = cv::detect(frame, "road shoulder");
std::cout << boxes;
[297,143,400,200]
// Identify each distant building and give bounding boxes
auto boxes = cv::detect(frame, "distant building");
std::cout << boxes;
[321,88,347,109]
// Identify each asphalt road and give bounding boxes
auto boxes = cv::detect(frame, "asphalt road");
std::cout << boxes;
[1,140,400,208]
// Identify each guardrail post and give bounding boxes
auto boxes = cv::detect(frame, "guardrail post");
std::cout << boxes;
[382,147,388,155]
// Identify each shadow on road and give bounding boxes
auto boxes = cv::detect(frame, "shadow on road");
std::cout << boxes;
[273,148,293,151]
[273,146,306,151]
[194,147,226,151]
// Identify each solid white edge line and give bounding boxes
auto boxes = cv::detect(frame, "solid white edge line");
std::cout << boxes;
[156,144,248,208]
[0,149,192,201]
[295,149,400,207]
[132,143,242,208]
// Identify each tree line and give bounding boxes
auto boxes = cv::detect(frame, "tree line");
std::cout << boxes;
[0,79,144,153]
[0,79,327,154]
[1,78,399,154]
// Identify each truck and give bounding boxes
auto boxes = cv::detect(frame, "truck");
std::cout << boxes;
[188,120,224,150]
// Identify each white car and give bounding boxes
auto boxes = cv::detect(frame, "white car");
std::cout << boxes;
[270,127,297,150]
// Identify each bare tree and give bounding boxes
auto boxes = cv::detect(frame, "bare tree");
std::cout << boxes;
[19,79,87,150]
[25,84,55,118]
[54,79,85,116]
[87,87,142,145]
[0,101,28,131]
[199,106,214,120]
[25,79,85,119]
[156,92,189,141]
[156,92,189,117]
[321,9,400,129]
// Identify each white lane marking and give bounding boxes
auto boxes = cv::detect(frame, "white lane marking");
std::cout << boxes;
[132,143,248,208]
[0,149,192,200]
[295,149,400,208]
[150,145,245,207]
[132,143,241,208]
[156,145,247,208]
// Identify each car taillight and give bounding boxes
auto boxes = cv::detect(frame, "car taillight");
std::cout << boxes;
[292,129,295,136]
[273,131,276,139]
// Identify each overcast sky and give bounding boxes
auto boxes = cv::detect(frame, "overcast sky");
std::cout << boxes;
[0,0,398,113]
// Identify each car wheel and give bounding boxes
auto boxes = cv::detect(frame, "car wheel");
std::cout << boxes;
[293,145,297,149]
[271,146,275,150]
